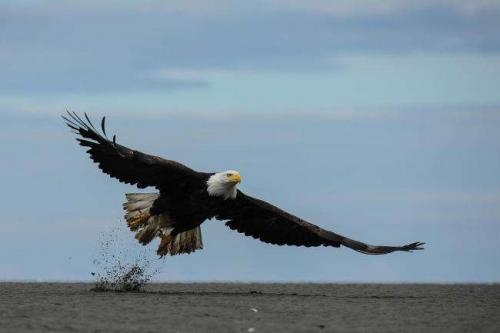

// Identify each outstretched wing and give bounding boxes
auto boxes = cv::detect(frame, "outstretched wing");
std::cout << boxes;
[218,191,424,255]
[63,112,206,189]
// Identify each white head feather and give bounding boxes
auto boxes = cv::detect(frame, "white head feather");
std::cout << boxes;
[206,170,242,200]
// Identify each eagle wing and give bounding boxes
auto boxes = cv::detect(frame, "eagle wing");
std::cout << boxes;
[63,112,206,189]
[218,191,424,254]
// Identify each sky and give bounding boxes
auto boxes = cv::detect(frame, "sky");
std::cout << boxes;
[1,0,500,282]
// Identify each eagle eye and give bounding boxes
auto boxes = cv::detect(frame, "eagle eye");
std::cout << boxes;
[226,173,233,177]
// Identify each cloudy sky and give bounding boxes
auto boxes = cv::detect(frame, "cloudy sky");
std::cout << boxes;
[1,0,499,282]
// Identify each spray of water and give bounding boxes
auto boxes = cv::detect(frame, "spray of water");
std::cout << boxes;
[91,224,160,292]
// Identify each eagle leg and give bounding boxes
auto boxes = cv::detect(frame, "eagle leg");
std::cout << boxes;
[127,210,151,231]
[157,234,173,257]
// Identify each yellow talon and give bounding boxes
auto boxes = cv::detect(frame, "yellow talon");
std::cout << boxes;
[127,210,150,230]
[157,234,173,256]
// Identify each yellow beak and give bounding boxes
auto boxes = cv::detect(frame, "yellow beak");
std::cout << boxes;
[229,173,242,183]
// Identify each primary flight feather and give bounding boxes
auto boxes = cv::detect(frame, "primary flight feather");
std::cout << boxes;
[63,112,424,256]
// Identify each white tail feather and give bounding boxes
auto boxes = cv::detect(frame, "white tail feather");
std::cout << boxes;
[124,193,203,256]
[158,227,203,256]
[124,193,159,211]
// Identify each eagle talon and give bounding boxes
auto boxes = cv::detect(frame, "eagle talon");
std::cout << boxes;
[127,210,151,230]
[157,234,173,256]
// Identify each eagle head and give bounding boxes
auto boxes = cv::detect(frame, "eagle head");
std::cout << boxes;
[206,170,242,200]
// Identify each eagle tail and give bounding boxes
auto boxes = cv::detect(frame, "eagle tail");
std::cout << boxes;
[123,193,203,256]
[123,193,159,232]
[157,227,203,257]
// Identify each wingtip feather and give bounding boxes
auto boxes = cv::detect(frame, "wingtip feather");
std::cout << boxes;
[404,241,425,251]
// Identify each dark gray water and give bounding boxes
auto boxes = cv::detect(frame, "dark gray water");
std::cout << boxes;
[0,283,498,332]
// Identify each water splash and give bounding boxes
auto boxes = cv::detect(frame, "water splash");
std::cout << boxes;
[91,224,160,292]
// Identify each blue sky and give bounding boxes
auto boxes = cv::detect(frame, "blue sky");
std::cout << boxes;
[1,0,500,282]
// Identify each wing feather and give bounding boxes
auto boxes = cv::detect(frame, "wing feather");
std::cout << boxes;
[220,191,425,254]
[63,112,206,189]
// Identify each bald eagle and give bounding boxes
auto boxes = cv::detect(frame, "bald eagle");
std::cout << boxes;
[63,112,424,256]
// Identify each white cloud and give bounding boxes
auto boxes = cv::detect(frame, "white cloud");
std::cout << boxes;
[269,0,500,16]
[152,68,233,82]
[104,0,234,16]
[326,189,500,204]
[6,0,500,17]
[1,0,235,16]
